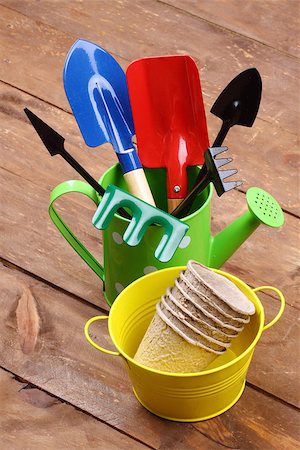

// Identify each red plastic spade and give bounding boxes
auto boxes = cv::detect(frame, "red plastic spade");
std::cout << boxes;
[126,55,209,212]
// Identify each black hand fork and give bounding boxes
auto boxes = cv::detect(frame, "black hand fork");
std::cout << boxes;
[173,68,262,218]
[171,147,242,218]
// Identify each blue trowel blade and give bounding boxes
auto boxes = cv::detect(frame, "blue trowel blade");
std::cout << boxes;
[64,39,135,150]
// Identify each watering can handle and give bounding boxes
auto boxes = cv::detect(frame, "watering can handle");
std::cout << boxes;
[84,316,120,356]
[253,286,285,331]
[49,180,104,281]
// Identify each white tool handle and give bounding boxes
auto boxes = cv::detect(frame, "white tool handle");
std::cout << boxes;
[124,169,156,206]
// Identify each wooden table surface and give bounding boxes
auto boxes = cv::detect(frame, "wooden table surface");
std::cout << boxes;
[1,1,299,448]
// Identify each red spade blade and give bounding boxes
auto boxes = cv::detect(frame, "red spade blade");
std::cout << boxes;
[126,55,209,208]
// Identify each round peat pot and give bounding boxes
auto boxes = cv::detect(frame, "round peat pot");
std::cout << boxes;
[84,266,285,422]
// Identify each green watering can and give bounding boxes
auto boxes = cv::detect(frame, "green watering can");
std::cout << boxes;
[49,164,284,306]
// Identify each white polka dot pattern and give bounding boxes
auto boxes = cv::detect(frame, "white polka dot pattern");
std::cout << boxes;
[143,266,158,275]
[112,232,123,245]
[178,235,191,249]
[115,282,124,293]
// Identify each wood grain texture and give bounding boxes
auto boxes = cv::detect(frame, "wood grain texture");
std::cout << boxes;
[1,2,299,136]
[0,0,299,446]
[165,0,300,58]
[0,263,299,449]
[0,83,117,192]
[0,369,148,450]
[0,167,106,307]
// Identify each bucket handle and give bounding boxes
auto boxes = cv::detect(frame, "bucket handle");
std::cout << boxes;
[84,316,120,356]
[253,286,285,331]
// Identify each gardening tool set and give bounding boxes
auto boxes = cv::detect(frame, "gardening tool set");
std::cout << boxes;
[24,38,284,293]
[24,38,285,422]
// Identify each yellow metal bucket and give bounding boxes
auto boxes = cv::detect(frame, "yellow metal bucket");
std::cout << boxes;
[85,266,285,422]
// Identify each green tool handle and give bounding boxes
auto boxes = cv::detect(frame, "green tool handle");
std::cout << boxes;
[209,210,260,268]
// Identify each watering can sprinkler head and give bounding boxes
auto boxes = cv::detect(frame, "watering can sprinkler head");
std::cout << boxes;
[209,187,284,268]
[245,187,284,228]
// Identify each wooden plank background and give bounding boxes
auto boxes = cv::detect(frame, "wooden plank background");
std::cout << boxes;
[1,1,299,448]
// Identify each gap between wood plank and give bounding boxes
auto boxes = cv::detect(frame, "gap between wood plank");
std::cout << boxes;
[0,365,155,450]
[1,156,298,220]
[1,362,298,445]
[245,380,300,413]
[1,4,299,142]
[1,78,299,218]
[1,261,298,442]
[0,257,109,313]
[0,79,72,116]
[3,0,299,62]
[1,70,299,142]
[0,3,127,64]
[158,0,300,60]
[0,245,296,314]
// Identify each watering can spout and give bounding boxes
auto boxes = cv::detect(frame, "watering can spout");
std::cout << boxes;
[209,210,259,268]
[209,187,284,268]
